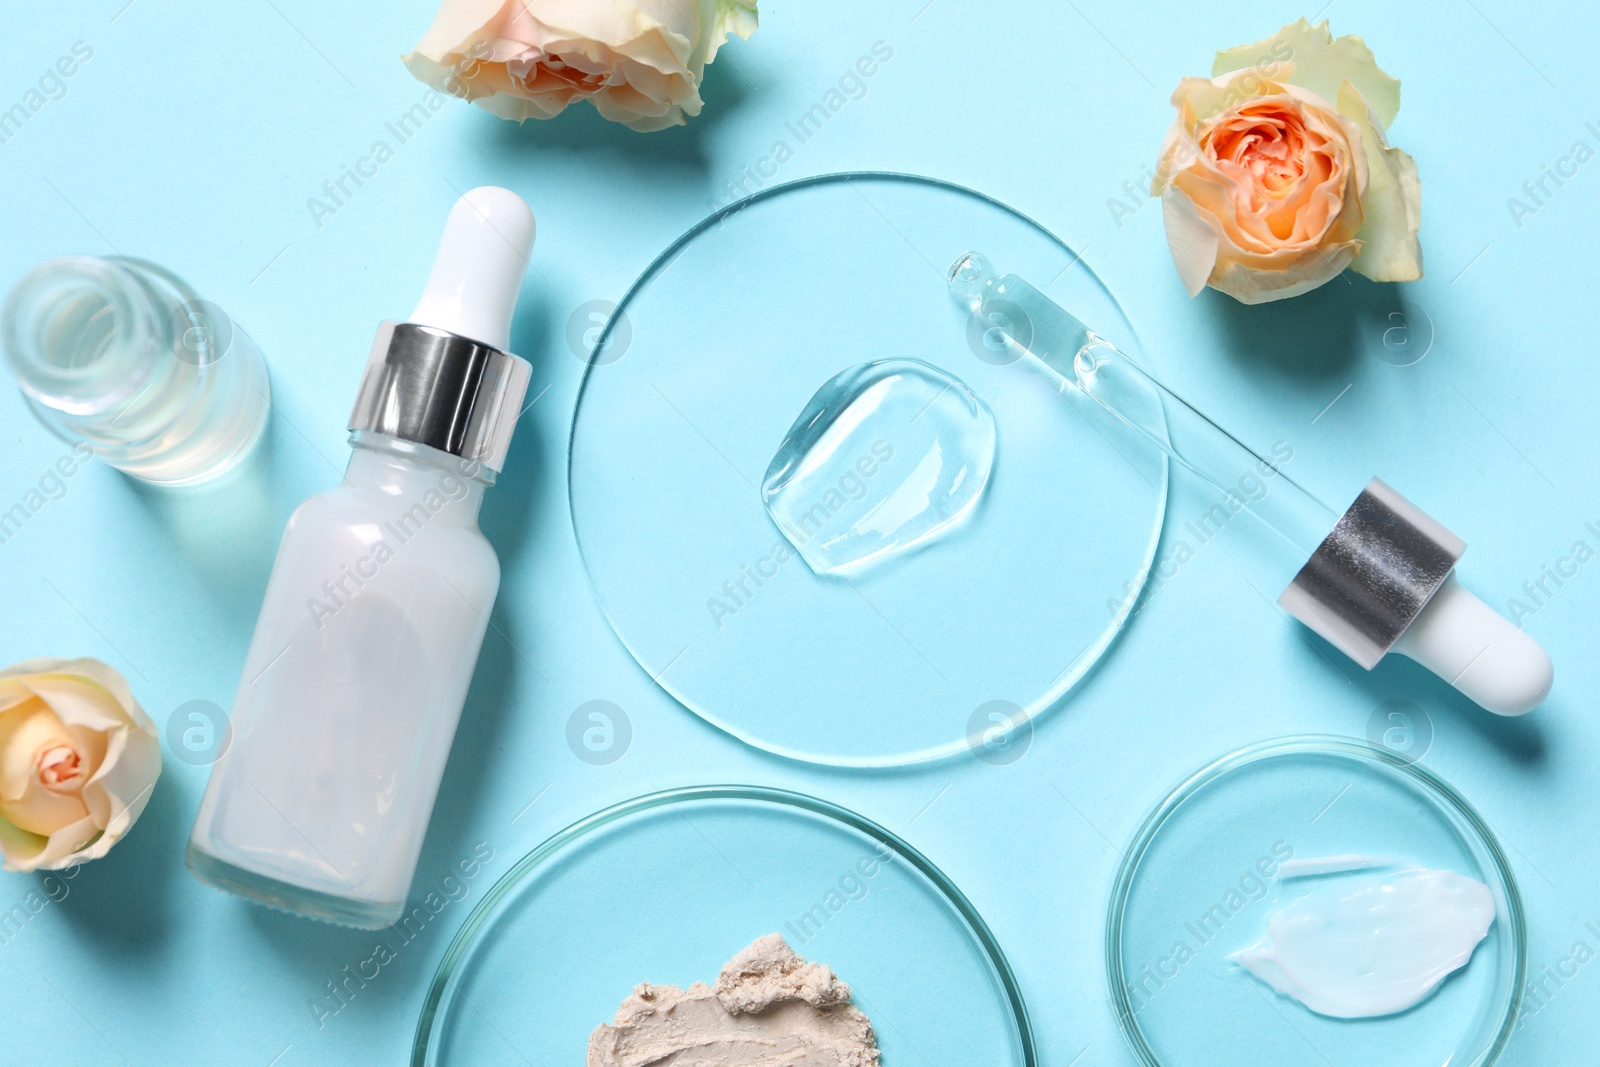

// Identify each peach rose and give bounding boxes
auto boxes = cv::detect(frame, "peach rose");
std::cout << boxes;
[404,0,758,132]
[0,658,161,872]
[1152,19,1422,304]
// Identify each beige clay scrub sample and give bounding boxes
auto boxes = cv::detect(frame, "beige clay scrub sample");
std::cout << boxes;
[588,934,880,1066]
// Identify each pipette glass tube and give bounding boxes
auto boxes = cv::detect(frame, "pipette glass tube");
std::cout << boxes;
[948,251,1552,715]
[949,252,1335,558]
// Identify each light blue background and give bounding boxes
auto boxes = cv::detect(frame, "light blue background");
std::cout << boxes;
[1,1,1596,1064]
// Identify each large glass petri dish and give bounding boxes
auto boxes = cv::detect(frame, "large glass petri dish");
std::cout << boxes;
[412,786,1036,1066]
[1106,737,1525,1067]
[568,172,1168,767]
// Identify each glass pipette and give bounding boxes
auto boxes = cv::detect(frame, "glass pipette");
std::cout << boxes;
[950,251,1552,715]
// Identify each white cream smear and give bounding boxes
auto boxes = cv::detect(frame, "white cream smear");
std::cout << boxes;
[1231,859,1495,1018]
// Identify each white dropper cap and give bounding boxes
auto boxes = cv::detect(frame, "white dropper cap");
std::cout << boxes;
[1394,575,1553,716]
[408,186,535,351]
[349,187,535,473]
[1279,478,1553,716]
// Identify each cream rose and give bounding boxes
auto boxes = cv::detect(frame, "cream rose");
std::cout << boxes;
[404,0,758,132]
[0,658,161,872]
[1152,19,1422,304]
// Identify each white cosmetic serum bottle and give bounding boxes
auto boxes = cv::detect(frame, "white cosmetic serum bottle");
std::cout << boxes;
[187,188,535,928]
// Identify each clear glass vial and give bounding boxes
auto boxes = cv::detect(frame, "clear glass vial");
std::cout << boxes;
[187,188,535,928]
[2,255,269,485]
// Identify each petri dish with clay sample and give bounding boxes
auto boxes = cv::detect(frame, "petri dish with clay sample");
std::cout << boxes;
[567,172,1169,768]
[412,786,1036,1066]
[1105,737,1525,1067]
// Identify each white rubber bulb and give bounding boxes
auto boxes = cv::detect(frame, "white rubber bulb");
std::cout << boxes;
[1393,574,1553,716]
[408,186,535,351]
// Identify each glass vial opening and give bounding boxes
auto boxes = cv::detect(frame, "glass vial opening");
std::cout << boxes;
[2,255,272,486]
[3,256,162,415]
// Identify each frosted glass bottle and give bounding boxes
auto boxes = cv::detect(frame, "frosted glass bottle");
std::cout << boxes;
[2,255,269,485]
[187,431,503,925]
[187,188,535,927]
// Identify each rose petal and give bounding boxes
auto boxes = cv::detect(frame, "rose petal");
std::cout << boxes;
[502,1,697,77]
[18,676,146,734]
[706,0,758,64]
[0,697,92,844]
[4,813,99,873]
[1337,80,1423,283]
[0,700,81,800]
[1161,187,1222,296]
[0,658,155,731]
[1213,18,1400,130]
[410,0,513,66]
[80,725,161,849]
[0,682,40,717]
[477,88,573,122]
[0,815,46,866]
[1209,238,1361,304]
[1166,72,1248,126]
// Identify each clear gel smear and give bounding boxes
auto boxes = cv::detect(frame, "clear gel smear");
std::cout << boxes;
[761,359,996,577]
[1231,862,1495,1019]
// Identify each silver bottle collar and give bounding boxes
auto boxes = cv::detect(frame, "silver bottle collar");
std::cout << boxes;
[1278,478,1466,669]
[348,322,531,473]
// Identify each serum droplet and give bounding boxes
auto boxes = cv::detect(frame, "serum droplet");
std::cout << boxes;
[761,359,996,577]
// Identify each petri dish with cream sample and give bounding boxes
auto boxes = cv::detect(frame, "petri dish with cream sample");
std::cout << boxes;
[412,786,1036,1066]
[567,172,1169,768]
[1106,737,1525,1067]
